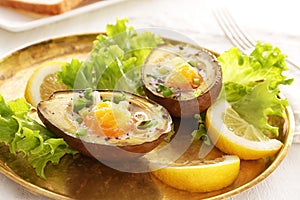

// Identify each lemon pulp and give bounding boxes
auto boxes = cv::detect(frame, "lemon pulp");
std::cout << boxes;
[25,61,67,107]
[206,99,283,160]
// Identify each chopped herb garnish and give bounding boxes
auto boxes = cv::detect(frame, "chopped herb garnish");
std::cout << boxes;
[192,113,211,145]
[157,66,169,75]
[113,93,126,104]
[193,88,202,97]
[188,60,198,68]
[156,84,166,93]
[193,77,201,85]
[163,88,173,97]
[76,128,87,137]
[137,120,157,129]
[156,84,173,97]
[83,88,94,101]
[78,107,89,116]
[73,98,87,113]
[76,116,83,124]
[85,99,93,107]
[73,88,95,113]
[146,73,158,79]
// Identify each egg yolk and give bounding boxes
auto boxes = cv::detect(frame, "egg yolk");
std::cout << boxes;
[84,101,133,138]
[166,63,203,90]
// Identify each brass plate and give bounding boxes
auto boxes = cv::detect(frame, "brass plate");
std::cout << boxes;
[0,33,295,200]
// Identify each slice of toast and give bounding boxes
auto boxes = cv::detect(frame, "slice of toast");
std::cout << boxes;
[0,0,86,15]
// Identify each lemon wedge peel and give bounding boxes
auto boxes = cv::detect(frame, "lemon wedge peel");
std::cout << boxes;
[151,155,240,193]
[25,61,67,107]
[206,99,283,160]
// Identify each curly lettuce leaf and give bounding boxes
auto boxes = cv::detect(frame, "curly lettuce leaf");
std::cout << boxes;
[219,42,292,90]
[231,81,288,136]
[57,18,163,95]
[0,95,77,178]
[218,42,293,137]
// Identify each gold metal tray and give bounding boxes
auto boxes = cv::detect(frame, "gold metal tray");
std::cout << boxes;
[0,33,295,200]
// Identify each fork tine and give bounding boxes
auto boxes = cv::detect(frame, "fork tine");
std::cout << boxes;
[213,8,256,52]
[213,7,300,70]
[221,8,257,48]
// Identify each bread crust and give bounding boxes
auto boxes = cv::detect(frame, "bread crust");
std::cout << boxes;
[0,0,86,15]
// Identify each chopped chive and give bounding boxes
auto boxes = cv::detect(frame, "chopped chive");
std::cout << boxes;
[188,60,198,67]
[156,84,173,98]
[193,77,201,85]
[73,99,86,113]
[157,66,169,74]
[193,89,202,97]
[76,128,87,137]
[76,116,83,124]
[83,88,93,101]
[85,100,93,107]
[137,120,158,129]
[78,107,89,116]
[137,120,152,129]
[113,93,126,104]
[163,88,173,97]
[146,73,158,79]
[156,84,166,93]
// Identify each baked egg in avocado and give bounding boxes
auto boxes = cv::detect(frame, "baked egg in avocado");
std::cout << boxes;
[142,41,222,117]
[37,89,173,161]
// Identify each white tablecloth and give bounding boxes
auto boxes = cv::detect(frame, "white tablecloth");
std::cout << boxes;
[0,0,300,199]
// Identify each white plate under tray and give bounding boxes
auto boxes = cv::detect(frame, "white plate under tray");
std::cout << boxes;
[0,0,123,32]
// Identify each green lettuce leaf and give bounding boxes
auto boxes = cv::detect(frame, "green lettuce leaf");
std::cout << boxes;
[0,95,77,178]
[57,18,163,95]
[218,42,293,137]
[0,95,13,117]
[231,81,288,136]
[219,42,292,89]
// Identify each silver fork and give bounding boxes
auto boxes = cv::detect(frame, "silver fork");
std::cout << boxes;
[213,8,300,142]
[213,8,300,70]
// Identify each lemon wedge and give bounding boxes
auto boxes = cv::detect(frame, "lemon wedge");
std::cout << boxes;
[206,99,283,160]
[25,61,67,107]
[151,155,240,193]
